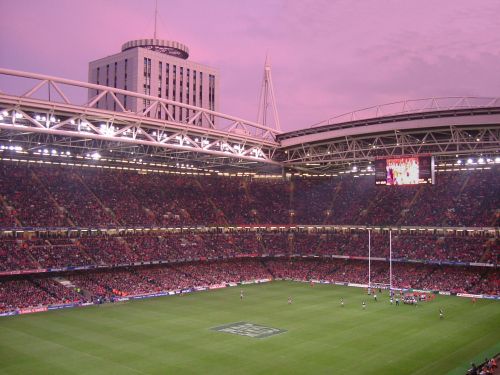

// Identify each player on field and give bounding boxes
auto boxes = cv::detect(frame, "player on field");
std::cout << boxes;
[395,297,400,306]
[340,297,344,307]
[362,301,366,310]
[240,290,244,300]
[390,297,394,305]
[439,308,444,319]
[288,296,292,304]
[373,293,377,302]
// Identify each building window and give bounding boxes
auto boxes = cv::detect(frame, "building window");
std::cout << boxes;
[179,67,184,121]
[158,61,163,96]
[165,63,170,99]
[193,70,197,107]
[96,67,100,108]
[186,68,190,119]
[143,57,152,95]
[143,57,152,115]
[158,61,163,118]
[199,72,203,109]
[113,62,117,111]
[209,74,215,123]
[165,63,170,119]
[173,65,176,120]
[105,64,109,108]
[124,59,128,108]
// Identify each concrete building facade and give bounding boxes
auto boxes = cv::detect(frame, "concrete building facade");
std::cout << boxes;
[88,39,219,123]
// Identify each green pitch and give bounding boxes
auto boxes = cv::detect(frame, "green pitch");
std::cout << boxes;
[1,281,499,374]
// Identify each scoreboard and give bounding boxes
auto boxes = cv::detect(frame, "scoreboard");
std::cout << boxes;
[375,156,435,185]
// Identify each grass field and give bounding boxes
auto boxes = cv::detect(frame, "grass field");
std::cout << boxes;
[0,281,499,374]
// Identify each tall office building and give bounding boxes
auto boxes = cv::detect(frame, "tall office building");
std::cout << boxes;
[88,38,219,123]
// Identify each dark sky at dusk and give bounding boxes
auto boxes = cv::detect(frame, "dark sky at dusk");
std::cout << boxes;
[1,0,500,132]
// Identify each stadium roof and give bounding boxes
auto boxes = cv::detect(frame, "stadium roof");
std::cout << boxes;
[0,68,499,175]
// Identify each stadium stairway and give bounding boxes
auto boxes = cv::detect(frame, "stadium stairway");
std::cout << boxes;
[19,239,40,268]
[115,237,139,261]
[73,240,95,263]
[450,173,473,224]
[30,169,72,226]
[488,209,499,227]
[288,180,296,225]
[306,260,325,280]
[74,173,120,225]
[494,355,500,375]
[244,181,266,225]
[143,207,157,223]
[52,277,76,289]
[478,239,498,264]
[171,264,205,285]
[52,276,92,298]
[194,179,229,226]
[458,174,473,196]
[397,185,424,226]
[262,260,276,278]
[356,188,381,225]
[322,180,343,225]
[0,195,21,227]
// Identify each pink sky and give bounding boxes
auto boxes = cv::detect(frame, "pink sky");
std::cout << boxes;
[1,0,500,132]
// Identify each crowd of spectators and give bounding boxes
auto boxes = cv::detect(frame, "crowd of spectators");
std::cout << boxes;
[32,167,116,227]
[176,260,271,285]
[27,238,94,269]
[0,240,36,270]
[56,260,271,300]
[0,277,86,312]
[1,258,498,312]
[0,206,16,227]
[0,162,498,312]
[0,232,497,273]
[468,356,498,375]
[0,164,68,227]
[402,169,500,227]
[266,259,319,280]
[0,163,498,228]
[265,259,499,295]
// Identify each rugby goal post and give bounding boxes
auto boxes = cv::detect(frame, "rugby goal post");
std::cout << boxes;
[367,229,393,293]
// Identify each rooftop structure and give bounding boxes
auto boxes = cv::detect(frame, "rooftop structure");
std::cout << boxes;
[88,38,218,125]
[121,38,190,59]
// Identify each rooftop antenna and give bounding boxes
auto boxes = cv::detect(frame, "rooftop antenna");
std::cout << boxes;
[257,54,281,132]
[153,0,158,40]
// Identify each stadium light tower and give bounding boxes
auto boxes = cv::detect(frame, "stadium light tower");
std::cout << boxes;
[257,55,281,132]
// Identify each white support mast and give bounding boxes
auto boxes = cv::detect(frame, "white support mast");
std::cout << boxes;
[368,229,371,291]
[257,55,281,133]
[389,230,393,291]
[153,0,158,41]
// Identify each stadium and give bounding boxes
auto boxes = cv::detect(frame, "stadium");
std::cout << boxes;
[1,3,500,375]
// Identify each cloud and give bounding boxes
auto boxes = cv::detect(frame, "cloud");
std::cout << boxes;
[1,0,499,131]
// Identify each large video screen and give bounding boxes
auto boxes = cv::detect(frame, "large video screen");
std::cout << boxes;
[375,156,434,185]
